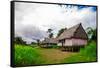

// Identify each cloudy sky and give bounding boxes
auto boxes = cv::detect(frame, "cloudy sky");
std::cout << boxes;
[15,2,97,43]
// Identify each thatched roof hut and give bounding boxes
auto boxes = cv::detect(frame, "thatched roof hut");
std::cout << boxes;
[57,23,88,51]
[41,38,57,47]
[58,23,88,40]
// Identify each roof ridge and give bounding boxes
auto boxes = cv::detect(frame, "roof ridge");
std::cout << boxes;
[73,23,82,36]
[63,23,81,33]
[57,23,82,40]
[68,23,81,30]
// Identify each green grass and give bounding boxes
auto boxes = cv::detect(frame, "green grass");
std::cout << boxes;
[52,45,61,49]
[34,47,76,64]
[15,41,97,66]
[63,41,97,63]
[15,44,43,66]
[14,44,76,66]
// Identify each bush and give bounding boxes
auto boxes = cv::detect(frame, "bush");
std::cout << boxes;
[14,37,26,44]
[80,41,96,57]
[63,41,97,63]
[52,44,60,49]
[15,44,43,66]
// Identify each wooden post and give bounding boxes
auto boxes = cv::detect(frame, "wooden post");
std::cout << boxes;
[66,46,68,51]
[79,46,80,51]
[69,47,70,51]
[68,46,69,51]
[70,47,72,52]
[72,47,73,52]
[69,47,71,51]
[78,46,79,52]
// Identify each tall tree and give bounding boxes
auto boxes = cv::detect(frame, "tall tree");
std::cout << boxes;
[92,29,96,41]
[37,39,40,46]
[49,33,53,38]
[47,29,52,33]
[14,37,26,44]
[86,27,97,41]
[57,28,67,37]
[47,29,53,38]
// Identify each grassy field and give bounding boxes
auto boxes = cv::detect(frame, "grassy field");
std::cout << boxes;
[15,44,76,66]
[15,41,97,66]
[15,45,44,66]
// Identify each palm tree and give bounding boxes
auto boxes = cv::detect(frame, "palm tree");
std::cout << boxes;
[47,29,53,38]
[86,27,97,41]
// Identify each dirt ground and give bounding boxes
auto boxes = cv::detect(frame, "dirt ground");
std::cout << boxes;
[37,47,77,64]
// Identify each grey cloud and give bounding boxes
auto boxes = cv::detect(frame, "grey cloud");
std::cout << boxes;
[15,2,96,43]
[15,25,48,43]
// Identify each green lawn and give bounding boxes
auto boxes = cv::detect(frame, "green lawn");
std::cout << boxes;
[15,41,97,66]
[15,44,76,66]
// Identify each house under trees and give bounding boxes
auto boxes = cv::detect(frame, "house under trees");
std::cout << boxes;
[57,23,88,51]
[41,38,57,48]
[41,23,88,52]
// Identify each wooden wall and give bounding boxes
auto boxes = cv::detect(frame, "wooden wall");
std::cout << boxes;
[65,39,72,46]
[58,38,87,46]
[72,38,87,46]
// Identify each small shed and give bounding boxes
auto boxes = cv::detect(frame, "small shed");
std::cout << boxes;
[41,38,57,48]
[57,23,88,51]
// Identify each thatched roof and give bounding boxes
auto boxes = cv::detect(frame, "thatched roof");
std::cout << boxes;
[42,38,57,44]
[57,23,88,40]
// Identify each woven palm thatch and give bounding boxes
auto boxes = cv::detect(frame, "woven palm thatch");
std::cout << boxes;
[42,38,57,44]
[57,23,88,40]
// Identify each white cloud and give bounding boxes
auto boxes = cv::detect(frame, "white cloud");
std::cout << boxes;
[15,2,96,43]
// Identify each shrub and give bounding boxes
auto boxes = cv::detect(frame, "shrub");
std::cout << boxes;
[80,41,96,57]
[14,37,26,44]
[63,41,97,63]
[52,44,60,49]
[15,44,43,66]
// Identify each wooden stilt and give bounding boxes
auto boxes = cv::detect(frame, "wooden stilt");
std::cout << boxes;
[71,47,72,52]
[68,47,69,51]
[70,47,72,52]
[78,46,79,52]
[72,47,73,52]
[69,47,70,51]
[66,47,68,51]
[68,47,70,51]
[79,46,80,51]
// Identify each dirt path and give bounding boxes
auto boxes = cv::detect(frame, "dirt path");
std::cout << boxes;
[37,47,77,64]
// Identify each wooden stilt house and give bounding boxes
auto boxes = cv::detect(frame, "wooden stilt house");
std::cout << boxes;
[57,23,88,52]
[41,38,57,48]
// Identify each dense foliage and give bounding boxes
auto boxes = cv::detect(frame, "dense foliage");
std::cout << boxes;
[57,28,67,37]
[86,27,97,41]
[14,37,26,44]
[47,28,53,38]
[15,45,43,66]
[63,41,97,63]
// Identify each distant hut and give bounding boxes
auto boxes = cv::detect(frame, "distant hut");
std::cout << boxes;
[41,38,57,48]
[57,23,88,52]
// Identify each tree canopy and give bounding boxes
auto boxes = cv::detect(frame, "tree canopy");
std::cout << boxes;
[14,37,26,44]
[57,28,67,37]
[47,29,54,38]
[86,27,97,41]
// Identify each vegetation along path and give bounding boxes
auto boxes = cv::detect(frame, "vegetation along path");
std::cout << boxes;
[15,41,96,66]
